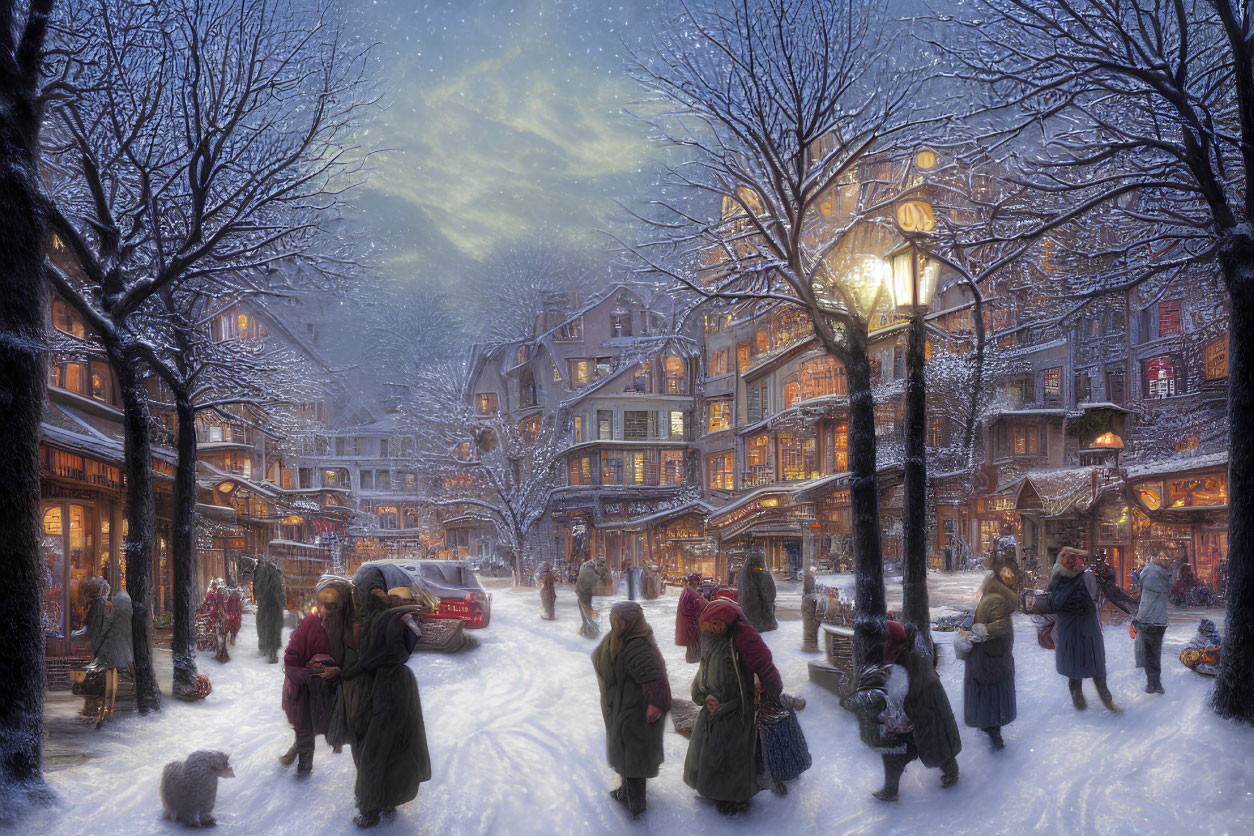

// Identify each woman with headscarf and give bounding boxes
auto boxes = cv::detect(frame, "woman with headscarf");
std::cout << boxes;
[312,575,358,754]
[684,599,783,815]
[593,601,672,819]
[539,563,557,620]
[676,573,705,663]
[1046,547,1119,711]
[963,561,1018,750]
[280,595,332,775]
[335,585,432,828]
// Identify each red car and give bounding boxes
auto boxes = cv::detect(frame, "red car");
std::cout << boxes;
[363,559,492,629]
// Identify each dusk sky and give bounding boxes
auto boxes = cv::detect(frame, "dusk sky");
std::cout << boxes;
[347,0,668,291]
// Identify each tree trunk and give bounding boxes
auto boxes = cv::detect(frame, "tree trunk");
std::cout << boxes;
[1212,232,1254,723]
[171,387,199,699]
[0,121,48,793]
[963,290,986,463]
[109,345,162,713]
[844,326,887,667]
[902,313,931,647]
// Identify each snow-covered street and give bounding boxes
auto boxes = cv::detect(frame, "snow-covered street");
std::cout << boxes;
[22,574,1254,836]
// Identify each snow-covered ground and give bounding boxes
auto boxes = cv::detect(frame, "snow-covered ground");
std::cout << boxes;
[19,572,1254,836]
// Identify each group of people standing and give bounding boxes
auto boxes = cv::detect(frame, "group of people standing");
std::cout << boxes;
[274,566,431,829]
[74,576,134,725]
[592,551,786,820]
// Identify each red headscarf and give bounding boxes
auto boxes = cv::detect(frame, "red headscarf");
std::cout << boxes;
[883,620,908,665]
[700,598,742,632]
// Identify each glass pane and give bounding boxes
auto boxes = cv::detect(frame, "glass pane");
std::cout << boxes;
[41,505,65,639]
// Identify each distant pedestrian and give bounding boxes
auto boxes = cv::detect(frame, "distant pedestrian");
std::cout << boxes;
[684,599,782,816]
[676,573,704,663]
[539,563,557,620]
[1046,548,1120,712]
[625,560,638,601]
[963,562,1017,750]
[1134,554,1171,694]
[576,559,602,639]
[593,601,671,820]
[737,550,777,633]
[253,557,285,664]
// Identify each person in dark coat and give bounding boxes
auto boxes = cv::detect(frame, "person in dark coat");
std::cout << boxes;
[539,563,557,620]
[901,624,962,787]
[624,560,638,601]
[841,620,914,801]
[86,589,133,723]
[964,563,1017,750]
[253,557,285,664]
[576,559,603,638]
[684,599,783,815]
[77,576,110,660]
[1046,547,1119,712]
[313,575,358,755]
[676,573,705,663]
[281,606,331,775]
[335,586,432,828]
[737,550,777,633]
[593,601,672,819]
[1134,554,1171,694]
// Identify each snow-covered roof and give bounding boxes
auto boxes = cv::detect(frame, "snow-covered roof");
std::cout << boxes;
[617,500,715,530]
[1125,451,1229,480]
[1014,468,1096,516]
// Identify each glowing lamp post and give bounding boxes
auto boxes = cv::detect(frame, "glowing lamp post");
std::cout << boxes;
[886,197,939,643]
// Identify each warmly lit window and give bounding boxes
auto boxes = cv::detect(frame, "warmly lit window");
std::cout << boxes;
[664,356,687,393]
[1158,300,1181,337]
[475,393,498,414]
[52,298,86,338]
[823,422,849,473]
[755,330,769,353]
[736,342,751,371]
[573,416,583,442]
[628,452,646,484]
[779,433,810,481]
[669,411,685,438]
[238,314,249,332]
[707,400,731,433]
[783,356,845,407]
[569,455,594,486]
[568,359,590,385]
[708,452,734,490]
[1144,355,1182,399]
[598,410,614,440]
[1205,338,1228,379]
[519,416,540,439]
[90,369,107,401]
[1167,474,1227,508]
[1013,426,1027,455]
[748,434,770,468]
[927,416,949,448]
[979,519,1002,555]
[660,450,684,484]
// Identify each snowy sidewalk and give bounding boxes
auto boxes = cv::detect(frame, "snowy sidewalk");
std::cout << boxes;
[19,574,1254,836]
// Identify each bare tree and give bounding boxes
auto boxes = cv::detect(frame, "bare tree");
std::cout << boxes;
[0,0,56,799]
[936,0,1254,722]
[621,0,929,661]
[44,0,374,712]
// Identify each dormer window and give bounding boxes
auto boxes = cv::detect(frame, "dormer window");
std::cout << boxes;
[611,306,633,337]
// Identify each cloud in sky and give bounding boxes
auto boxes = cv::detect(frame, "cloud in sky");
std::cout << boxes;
[349,0,665,290]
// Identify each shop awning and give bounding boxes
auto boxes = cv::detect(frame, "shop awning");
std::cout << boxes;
[617,500,715,532]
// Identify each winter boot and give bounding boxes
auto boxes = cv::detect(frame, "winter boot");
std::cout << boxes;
[983,726,1005,751]
[874,754,904,801]
[354,810,381,829]
[609,783,628,806]
[268,648,279,664]
[1148,675,1165,695]
[1095,679,1122,712]
[940,758,960,788]
[625,778,646,820]
[1069,678,1087,710]
[279,745,298,768]
[296,749,313,776]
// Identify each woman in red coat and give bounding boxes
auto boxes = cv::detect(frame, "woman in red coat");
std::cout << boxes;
[281,610,331,775]
[676,574,705,663]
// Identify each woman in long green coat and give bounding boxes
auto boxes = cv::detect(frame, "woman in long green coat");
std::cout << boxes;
[593,601,672,819]
[337,589,431,829]
[683,599,782,815]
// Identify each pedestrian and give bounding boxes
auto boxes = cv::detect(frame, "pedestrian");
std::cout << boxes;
[841,620,914,801]
[1134,553,1171,694]
[801,570,822,652]
[315,575,359,755]
[539,563,557,620]
[676,573,704,663]
[85,589,133,725]
[683,599,783,816]
[280,599,331,775]
[1047,547,1120,712]
[963,562,1017,750]
[737,550,777,633]
[77,576,110,662]
[900,624,962,787]
[593,601,672,820]
[334,586,432,828]
[576,558,603,638]
[253,556,285,664]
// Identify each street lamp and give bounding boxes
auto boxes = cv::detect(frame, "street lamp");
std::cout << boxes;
[884,203,939,648]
